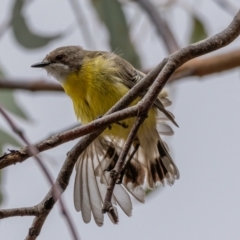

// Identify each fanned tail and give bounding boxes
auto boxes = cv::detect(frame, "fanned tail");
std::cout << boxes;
[146,137,179,188]
[73,89,179,225]
[74,137,137,226]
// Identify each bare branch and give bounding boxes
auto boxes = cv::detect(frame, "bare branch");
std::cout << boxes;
[102,115,146,219]
[0,206,39,219]
[0,79,63,92]
[169,49,240,81]
[0,106,139,169]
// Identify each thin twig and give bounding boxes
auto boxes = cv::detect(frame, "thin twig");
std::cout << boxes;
[0,206,39,219]
[0,105,79,240]
[136,0,179,53]
[102,115,146,219]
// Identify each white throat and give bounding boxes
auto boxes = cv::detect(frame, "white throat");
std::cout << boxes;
[44,63,70,83]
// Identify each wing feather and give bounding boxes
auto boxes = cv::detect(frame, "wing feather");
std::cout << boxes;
[87,154,104,226]
[81,157,91,223]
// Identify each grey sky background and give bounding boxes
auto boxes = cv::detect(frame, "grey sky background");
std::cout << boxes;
[0,0,240,239]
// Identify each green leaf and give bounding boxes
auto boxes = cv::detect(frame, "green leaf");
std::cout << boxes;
[0,89,28,120]
[0,67,4,77]
[190,16,208,43]
[91,0,141,68]
[0,66,28,120]
[0,128,21,152]
[10,0,62,49]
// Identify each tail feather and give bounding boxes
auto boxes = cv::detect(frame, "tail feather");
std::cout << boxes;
[74,137,134,226]
[146,138,179,188]
[157,139,180,179]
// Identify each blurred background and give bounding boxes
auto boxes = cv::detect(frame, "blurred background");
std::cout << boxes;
[0,0,240,239]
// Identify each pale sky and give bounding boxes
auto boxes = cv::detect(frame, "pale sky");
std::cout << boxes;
[0,0,240,239]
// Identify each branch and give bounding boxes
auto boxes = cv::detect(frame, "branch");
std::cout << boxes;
[0,106,138,169]
[170,49,240,81]
[0,79,63,92]
[0,206,38,219]
[136,0,179,53]
[102,115,146,218]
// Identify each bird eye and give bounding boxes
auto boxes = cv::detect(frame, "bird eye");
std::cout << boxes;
[55,54,64,61]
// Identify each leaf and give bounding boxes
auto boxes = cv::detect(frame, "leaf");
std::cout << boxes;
[91,0,141,68]
[10,0,62,49]
[0,66,28,120]
[0,67,4,77]
[0,89,28,120]
[190,16,208,43]
[0,128,21,152]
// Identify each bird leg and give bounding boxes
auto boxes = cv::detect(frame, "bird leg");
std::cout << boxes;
[115,121,129,129]
[96,115,128,130]
[116,140,140,184]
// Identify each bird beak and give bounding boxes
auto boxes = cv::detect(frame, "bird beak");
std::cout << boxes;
[31,61,50,68]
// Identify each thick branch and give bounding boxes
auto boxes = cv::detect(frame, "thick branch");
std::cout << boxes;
[170,49,240,81]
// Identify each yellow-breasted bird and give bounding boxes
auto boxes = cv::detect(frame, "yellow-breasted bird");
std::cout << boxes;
[31,46,179,226]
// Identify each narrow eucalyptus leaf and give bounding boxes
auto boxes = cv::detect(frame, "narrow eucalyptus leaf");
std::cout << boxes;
[190,16,208,43]
[11,0,62,49]
[91,0,141,68]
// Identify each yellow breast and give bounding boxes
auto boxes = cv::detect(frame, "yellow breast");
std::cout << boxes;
[62,55,137,138]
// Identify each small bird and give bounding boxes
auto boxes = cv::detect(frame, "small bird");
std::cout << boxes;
[31,46,179,226]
